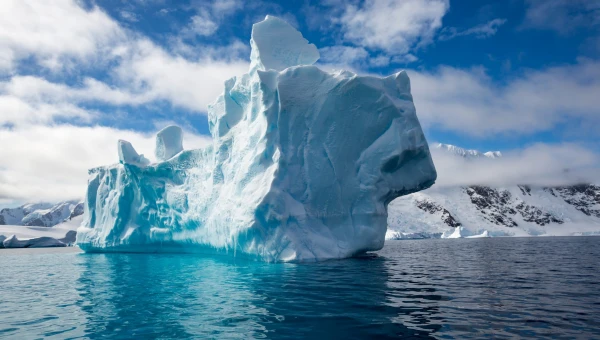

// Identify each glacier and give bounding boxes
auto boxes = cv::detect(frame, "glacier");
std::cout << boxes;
[75,16,437,261]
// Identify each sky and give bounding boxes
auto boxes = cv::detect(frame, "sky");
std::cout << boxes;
[0,0,599,204]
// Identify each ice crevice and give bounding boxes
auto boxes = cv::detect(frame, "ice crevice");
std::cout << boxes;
[76,16,437,262]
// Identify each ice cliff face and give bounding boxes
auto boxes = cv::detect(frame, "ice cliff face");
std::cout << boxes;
[75,16,437,261]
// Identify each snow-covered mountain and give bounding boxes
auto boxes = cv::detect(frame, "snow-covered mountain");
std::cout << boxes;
[0,201,84,227]
[434,143,502,159]
[387,144,600,239]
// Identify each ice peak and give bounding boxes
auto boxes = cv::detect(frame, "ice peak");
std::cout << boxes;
[484,151,502,159]
[249,15,320,73]
[434,143,502,159]
[118,140,150,167]
[155,125,183,161]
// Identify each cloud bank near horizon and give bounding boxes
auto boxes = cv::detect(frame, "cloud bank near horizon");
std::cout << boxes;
[430,144,600,189]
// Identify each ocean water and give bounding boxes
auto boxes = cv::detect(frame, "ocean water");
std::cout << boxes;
[1,237,599,339]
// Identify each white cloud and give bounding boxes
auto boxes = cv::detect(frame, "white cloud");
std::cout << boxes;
[391,54,418,64]
[0,124,211,203]
[431,143,600,188]
[3,76,151,106]
[182,0,244,37]
[522,0,600,34]
[0,95,93,126]
[337,0,449,54]
[319,46,369,65]
[210,0,243,17]
[369,55,392,67]
[158,8,175,16]
[0,49,15,72]
[120,10,140,23]
[187,9,219,36]
[0,0,249,119]
[0,29,249,122]
[440,18,507,41]
[409,59,600,136]
[1,44,249,116]
[0,0,125,72]
[114,39,248,112]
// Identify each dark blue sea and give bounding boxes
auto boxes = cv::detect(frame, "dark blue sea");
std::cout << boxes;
[1,237,599,339]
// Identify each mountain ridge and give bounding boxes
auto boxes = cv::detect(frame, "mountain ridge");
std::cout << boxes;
[434,143,503,159]
[0,201,84,227]
[387,144,600,239]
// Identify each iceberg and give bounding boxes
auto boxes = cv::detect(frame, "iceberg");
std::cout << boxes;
[3,234,67,248]
[76,16,437,261]
[0,215,82,248]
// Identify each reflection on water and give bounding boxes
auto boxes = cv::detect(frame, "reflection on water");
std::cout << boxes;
[1,236,600,339]
[75,253,437,338]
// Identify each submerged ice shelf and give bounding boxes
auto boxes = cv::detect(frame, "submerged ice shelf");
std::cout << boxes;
[76,16,437,261]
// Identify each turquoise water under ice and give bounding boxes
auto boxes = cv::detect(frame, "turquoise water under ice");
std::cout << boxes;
[1,237,600,339]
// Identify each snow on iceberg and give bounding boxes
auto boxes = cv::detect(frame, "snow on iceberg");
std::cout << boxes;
[118,140,150,167]
[76,16,437,261]
[155,125,184,161]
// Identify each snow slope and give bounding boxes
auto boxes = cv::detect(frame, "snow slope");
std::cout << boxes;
[0,201,83,227]
[0,203,52,225]
[75,16,436,261]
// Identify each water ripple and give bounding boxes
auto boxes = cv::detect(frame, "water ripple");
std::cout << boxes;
[0,237,599,338]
